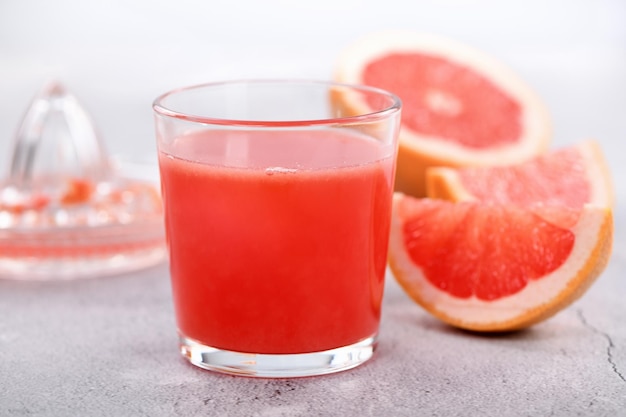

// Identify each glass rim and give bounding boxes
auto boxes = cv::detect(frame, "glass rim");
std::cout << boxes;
[152,79,402,127]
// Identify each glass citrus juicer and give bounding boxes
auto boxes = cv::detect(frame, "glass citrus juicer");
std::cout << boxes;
[0,82,166,280]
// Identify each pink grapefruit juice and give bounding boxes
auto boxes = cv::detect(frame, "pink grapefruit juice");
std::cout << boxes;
[158,129,395,354]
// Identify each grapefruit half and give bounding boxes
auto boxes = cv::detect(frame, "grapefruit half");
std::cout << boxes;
[335,31,552,197]
[388,195,613,332]
[427,140,614,208]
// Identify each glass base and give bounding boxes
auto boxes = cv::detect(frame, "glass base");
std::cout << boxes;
[179,333,378,378]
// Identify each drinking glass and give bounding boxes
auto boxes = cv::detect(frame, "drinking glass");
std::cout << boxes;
[153,80,401,377]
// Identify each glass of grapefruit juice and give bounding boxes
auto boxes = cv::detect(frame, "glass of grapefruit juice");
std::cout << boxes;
[153,80,401,377]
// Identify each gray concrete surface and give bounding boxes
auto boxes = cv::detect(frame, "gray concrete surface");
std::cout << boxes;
[1,260,625,416]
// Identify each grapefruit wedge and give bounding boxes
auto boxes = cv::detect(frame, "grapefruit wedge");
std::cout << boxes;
[388,195,613,332]
[335,31,552,197]
[427,140,614,208]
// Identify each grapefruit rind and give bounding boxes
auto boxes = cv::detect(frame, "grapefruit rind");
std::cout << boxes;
[426,140,615,208]
[426,166,477,202]
[577,140,615,207]
[388,194,613,332]
[334,31,552,197]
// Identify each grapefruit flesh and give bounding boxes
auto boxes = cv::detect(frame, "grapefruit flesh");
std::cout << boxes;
[388,195,613,332]
[335,31,551,197]
[427,140,614,208]
[363,53,522,149]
